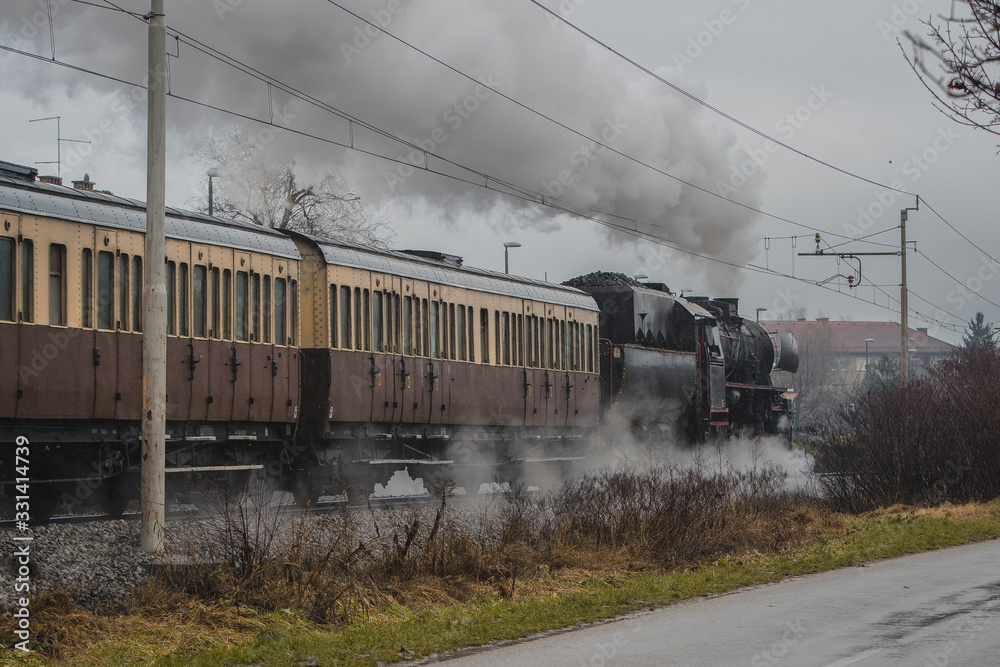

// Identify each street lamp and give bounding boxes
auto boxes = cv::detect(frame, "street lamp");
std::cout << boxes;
[207,169,219,216]
[864,338,874,372]
[503,241,521,274]
[756,307,767,323]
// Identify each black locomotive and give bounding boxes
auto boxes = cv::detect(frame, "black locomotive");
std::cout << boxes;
[566,272,798,441]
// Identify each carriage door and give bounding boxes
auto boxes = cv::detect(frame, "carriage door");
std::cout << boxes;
[92,229,120,420]
[368,273,391,425]
[165,240,193,422]
[206,246,235,421]
[0,213,19,418]
[247,253,275,422]
[387,276,406,424]
[186,245,212,422]
[114,234,144,420]
[398,279,417,424]
[270,259,297,424]
[229,252,253,422]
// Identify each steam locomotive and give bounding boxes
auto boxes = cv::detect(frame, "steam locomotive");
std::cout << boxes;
[0,160,797,520]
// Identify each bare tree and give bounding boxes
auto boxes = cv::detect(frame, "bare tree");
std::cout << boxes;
[196,129,394,247]
[904,1,1000,136]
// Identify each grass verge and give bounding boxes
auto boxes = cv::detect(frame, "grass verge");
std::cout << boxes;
[2,501,998,667]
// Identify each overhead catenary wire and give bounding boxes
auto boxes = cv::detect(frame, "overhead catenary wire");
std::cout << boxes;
[0,27,967,331]
[69,0,912,251]
[528,0,914,196]
[1,41,966,331]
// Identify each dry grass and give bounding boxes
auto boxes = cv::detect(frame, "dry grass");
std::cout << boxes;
[9,464,977,665]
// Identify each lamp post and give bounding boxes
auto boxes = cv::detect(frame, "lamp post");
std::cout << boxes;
[865,338,874,373]
[756,307,767,323]
[503,241,521,274]
[207,169,219,216]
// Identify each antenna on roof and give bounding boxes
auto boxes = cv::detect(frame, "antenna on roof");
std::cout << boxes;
[28,116,90,181]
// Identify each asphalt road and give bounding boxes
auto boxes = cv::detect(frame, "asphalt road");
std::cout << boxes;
[428,538,1000,666]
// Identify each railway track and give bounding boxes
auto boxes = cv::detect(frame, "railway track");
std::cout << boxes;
[0,489,506,529]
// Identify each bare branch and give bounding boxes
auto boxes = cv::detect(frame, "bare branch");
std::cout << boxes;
[193,128,395,247]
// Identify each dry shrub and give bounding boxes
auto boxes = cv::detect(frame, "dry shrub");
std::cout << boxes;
[547,463,824,568]
[816,346,1000,510]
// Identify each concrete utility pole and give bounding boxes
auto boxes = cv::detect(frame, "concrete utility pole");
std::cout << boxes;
[899,199,919,384]
[141,0,167,555]
[799,195,918,386]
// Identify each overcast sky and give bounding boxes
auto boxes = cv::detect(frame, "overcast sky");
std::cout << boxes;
[1,0,996,344]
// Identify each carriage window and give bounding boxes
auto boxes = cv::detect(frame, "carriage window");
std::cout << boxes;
[480,308,490,364]
[193,265,207,338]
[393,293,401,353]
[586,324,594,372]
[450,303,458,360]
[430,300,440,358]
[0,238,12,321]
[263,275,271,343]
[502,312,510,365]
[252,273,261,342]
[421,299,429,356]
[384,292,393,352]
[362,288,370,351]
[340,285,351,349]
[223,269,232,339]
[415,298,423,356]
[329,284,338,348]
[165,261,176,335]
[546,319,553,369]
[403,295,412,355]
[517,314,524,366]
[235,271,248,341]
[80,248,91,327]
[569,322,576,370]
[467,306,475,362]
[114,253,127,330]
[440,302,449,359]
[373,290,383,352]
[274,277,286,345]
[132,256,142,332]
[457,303,466,361]
[526,315,533,367]
[211,267,220,338]
[290,280,297,346]
[354,287,362,349]
[50,244,66,326]
[21,239,33,323]
[97,251,114,330]
[179,263,189,336]
[494,311,501,366]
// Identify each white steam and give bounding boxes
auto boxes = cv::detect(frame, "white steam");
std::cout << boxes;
[1,0,767,288]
